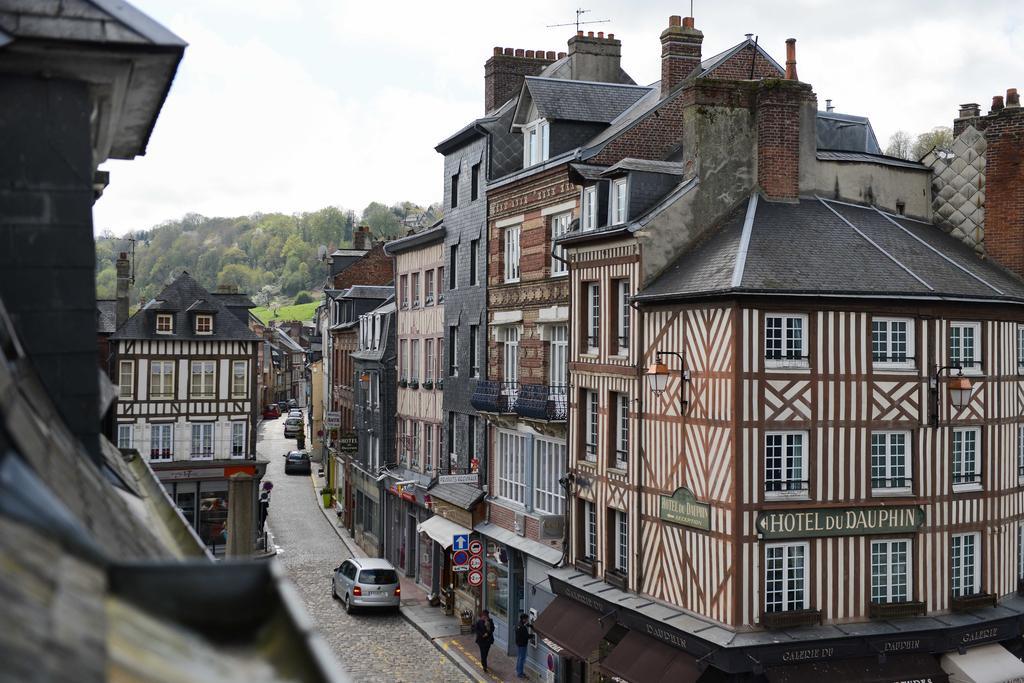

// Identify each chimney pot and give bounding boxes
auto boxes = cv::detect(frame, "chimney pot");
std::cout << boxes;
[785,38,798,80]
[557,51,566,58]
[608,33,614,39]
[514,48,524,57]
[546,50,556,59]
[493,46,502,56]
[668,15,681,27]
[682,16,695,29]
[959,102,981,118]
[525,49,535,58]
[577,30,584,37]
[536,48,544,56]
[597,31,604,39]
[992,95,1005,113]
[745,33,753,40]
[587,31,594,37]
[503,47,513,56]
[1007,88,1020,108]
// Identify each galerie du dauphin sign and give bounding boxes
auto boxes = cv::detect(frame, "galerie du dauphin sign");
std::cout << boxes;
[756,505,925,540]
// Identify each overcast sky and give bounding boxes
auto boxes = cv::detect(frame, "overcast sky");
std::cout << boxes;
[93,0,1023,236]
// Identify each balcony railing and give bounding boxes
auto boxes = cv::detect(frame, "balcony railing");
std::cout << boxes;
[872,476,913,490]
[761,609,822,629]
[951,592,996,612]
[764,479,810,493]
[868,600,926,619]
[516,384,568,421]
[470,381,518,413]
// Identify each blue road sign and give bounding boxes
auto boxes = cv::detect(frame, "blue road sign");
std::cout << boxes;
[453,534,470,551]
[453,550,469,566]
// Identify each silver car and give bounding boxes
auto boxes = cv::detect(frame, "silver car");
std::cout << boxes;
[332,558,401,613]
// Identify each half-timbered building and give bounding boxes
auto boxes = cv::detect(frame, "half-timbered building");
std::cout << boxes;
[540,15,1024,683]
[111,272,265,554]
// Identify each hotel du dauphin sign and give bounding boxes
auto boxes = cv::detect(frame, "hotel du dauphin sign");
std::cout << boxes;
[659,487,926,541]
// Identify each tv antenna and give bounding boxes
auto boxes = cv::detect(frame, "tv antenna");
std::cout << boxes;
[547,8,609,33]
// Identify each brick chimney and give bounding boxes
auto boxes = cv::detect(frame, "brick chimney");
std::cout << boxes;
[353,224,373,251]
[484,47,559,113]
[756,40,816,201]
[660,15,703,97]
[567,30,623,83]
[115,251,131,328]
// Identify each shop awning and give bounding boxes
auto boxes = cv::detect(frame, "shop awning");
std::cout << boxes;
[766,654,949,683]
[532,595,615,661]
[600,629,702,683]
[941,643,1024,683]
[416,516,470,549]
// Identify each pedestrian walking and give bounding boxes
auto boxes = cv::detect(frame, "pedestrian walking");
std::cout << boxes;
[514,613,533,678]
[473,609,495,673]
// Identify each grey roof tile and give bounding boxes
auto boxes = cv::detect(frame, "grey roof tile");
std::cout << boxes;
[817,150,927,169]
[602,159,686,176]
[816,111,882,153]
[523,77,652,124]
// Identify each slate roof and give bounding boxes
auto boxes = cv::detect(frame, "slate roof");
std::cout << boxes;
[273,327,306,354]
[602,159,686,176]
[212,292,257,309]
[341,285,393,300]
[816,111,882,153]
[634,196,1024,304]
[521,77,653,124]
[427,481,485,510]
[112,272,260,341]
[383,224,446,255]
[97,299,117,334]
[817,150,928,170]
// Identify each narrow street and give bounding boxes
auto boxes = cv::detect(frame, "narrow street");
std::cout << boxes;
[259,419,470,682]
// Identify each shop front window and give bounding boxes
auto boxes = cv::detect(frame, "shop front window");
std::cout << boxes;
[485,543,509,623]
[198,482,229,552]
[174,483,197,529]
[418,530,434,589]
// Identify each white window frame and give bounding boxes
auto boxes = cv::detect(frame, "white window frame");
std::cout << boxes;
[581,186,597,232]
[195,314,213,335]
[230,360,247,398]
[118,360,134,399]
[951,532,981,597]
[870,431,911,496]
[614,509,628,574]
[190,360,216,399]
[952,426,982,492]
[191,423,214,459]
[399,339,408,382]
[872,317,915,370]
[583,499,597,560]
[411,339,420,383]
[411,272,420,308]
[156,313,173,334]
[583,389,598,463]
[764,313,809,369]
[764,431,808,499]
[503,326,519,387]
[550,324,568,395]
[764,542,808,613]
[149,361,175,400]
[504,224,521,283]
[615,279,630,355]
[534,438,566,515]
[949,321,982,375]
[231,421,246,458]
[550,212,571,276]
[410,421,420,469]
[150,423,173,461]
[523,119,550,167]
[871,539,911,604]
[497,430,527,506]
[425,338,435,383]
[610,177,627,224]
[613,392,628,470]
[425,270,435,306]
[585,282,599,354]
[424,423,433,471]
[116,423,133,449]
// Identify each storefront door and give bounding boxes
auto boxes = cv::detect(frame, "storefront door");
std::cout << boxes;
[406,512,418,576]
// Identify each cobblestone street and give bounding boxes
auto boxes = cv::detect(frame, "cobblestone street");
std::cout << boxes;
[260,419,470,682]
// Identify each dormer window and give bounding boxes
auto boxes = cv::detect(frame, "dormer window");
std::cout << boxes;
[523,119,550,168]
[195,314,213,335]
[156,314,173,334]
[610,178,627,224]
[581,186,597,231]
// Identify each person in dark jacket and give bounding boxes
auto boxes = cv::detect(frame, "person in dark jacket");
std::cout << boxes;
[514,613,533,678]
[473,609,495,673]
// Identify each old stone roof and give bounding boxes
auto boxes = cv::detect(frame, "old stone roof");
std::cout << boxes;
[634,195,1024,304]
[816,111,882,154]
[521,77,652,124]
[113,272,259,342]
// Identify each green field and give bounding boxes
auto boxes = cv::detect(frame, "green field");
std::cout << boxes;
[250,302,318,324]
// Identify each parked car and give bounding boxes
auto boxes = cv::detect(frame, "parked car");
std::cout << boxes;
[262,404,281,419]
[283,416,304,438]
[288,398,298,408]
[332,558,401,613]
[283,450,310,475]
[288,408,304,419]
[277,400,289,411]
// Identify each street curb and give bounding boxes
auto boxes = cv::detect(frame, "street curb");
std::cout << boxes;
[308,472,482,682]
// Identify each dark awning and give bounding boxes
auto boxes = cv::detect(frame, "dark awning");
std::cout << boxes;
[766,653,949,683]
[600,629,702,683]
[532,596,614,661]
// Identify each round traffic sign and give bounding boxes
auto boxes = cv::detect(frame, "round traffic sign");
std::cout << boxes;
[468,570,483,586]
[469,555,483,570]
[452,550,469,565]
[469,539,483,555]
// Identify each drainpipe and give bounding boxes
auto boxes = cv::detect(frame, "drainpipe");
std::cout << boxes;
[551,242,573,567]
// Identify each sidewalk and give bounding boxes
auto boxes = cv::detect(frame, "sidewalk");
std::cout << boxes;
[309,469,528,683]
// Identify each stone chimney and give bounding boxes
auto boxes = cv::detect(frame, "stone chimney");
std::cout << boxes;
[484,47,560,114]
[353,224,373,251]
[115,251,131,328]
[660,16,703,97]
[567,30,623,83]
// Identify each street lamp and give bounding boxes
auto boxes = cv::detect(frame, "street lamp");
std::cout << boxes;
[931,365,974,427]
[358,371,370,391]
[646,350,689,414]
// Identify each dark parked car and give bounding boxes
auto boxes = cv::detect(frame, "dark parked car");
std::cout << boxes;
[284,450,310,475]
[277,400,289,411]
[262,404,281,419]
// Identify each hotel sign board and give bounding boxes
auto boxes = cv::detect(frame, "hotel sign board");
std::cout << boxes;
[659,488,711,531]
[756,506,925,540]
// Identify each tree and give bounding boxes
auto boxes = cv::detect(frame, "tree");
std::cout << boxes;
[293,291,314,305]
[361,201,402,239]
[217,264,258,294]
[885,130,914,160]
[912,126,953,161]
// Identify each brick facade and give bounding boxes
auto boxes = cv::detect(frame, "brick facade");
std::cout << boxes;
[980,106,1024,277]
[660,16,703,96]
[483,48,558,115]
[331,243,393,290]
[757,82,812,201]
[704,44,783,80]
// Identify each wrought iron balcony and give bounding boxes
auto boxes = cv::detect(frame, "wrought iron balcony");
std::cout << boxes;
[761,609,822,630]
[951,592,996,612]
[868,600,926,619]
[470,381,518,414]
[516,384,568,421]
